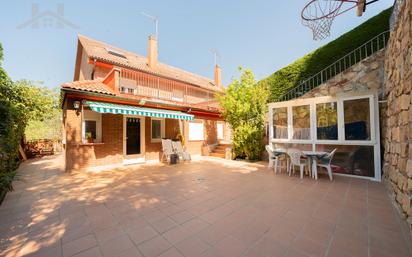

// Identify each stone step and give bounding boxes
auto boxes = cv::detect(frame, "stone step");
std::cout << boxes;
[210,152,225,158]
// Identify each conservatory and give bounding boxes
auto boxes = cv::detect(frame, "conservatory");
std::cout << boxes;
[268,92,381,181]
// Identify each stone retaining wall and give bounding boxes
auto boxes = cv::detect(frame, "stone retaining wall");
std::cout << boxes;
[382,0,412,228]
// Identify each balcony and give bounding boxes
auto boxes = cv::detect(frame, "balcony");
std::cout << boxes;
[119,69,220,111]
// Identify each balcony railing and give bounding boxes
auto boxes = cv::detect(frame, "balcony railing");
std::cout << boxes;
[120,69,219,109]
[278,31,390,102]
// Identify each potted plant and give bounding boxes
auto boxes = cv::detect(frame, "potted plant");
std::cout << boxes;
[86,132,94,143]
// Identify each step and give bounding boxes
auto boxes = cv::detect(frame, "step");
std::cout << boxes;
[210,152,225,158]
[212,149,226,154]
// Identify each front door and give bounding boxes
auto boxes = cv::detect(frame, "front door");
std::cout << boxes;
[126,117,141,155]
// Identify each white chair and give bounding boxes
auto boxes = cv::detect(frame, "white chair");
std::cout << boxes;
[265,145,284,174]
[172,141,191,161]
[287,149,309,179]
[161,139,174,162]
[316,149,337,181]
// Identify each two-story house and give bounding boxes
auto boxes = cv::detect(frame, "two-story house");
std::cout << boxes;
[61,34,227,171]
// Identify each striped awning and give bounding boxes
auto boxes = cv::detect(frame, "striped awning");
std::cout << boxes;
[86,101,194,121]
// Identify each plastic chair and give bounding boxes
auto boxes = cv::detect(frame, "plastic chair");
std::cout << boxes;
[287,149,309,179]
[265,145,284,174]
[161,139,174,162]
[316,148,337,181]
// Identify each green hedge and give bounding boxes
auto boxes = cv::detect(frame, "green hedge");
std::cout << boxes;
[260,7,392,102]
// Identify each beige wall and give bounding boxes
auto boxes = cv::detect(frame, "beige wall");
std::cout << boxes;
[382,0,412,228]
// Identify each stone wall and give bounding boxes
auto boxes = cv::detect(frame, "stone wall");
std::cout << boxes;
[302,49,385,99]
[382,0,412,228]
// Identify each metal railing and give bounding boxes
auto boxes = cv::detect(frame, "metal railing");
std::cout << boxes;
[390,0,404,31]
[277,30,390,102]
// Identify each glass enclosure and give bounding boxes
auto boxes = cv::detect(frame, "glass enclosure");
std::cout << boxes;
[268,93,380,180]
[272,107,288,139]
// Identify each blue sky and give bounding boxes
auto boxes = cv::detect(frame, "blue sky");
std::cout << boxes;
[0,0,392,88]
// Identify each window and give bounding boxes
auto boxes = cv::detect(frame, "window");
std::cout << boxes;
[189,120,204,141]
[344,98,371,140]
[172,89,184,102]
[292,105,310,140]
[272,107,288,139]
[85,120,97,139]
[82,110,102,143]
[316,102,338,140]
[217,122,224,140]
[151,118,165,142]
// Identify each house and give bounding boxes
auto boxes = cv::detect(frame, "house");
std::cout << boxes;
[61,34,228,171]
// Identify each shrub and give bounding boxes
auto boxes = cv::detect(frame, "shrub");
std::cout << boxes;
[260,7,392,101]
[218,68,268,160]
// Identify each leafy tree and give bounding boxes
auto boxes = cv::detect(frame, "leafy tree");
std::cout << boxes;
[218,68,268,160]
[0,43,60,196]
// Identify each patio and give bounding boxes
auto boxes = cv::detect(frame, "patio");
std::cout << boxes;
[0,155,411,257]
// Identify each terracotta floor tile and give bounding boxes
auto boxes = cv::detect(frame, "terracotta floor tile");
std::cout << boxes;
[196,225,227,246]
[163,226,192,245]
[99,235,135,257]
[72,247,102,257]
[291,236,327,257]
[150,217,178,234]
[213,236,248,257]
[175,237,209,257]
[137,236,171,257]
[63,234,98,257]
[158,247,185,257]
[94,226,125,243]
[170,211,196,224]
[128,225,158,245]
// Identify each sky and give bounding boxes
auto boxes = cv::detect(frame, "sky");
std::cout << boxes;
[0,0,392,89]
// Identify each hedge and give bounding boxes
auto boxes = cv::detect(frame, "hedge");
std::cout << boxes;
[260,7,392,102]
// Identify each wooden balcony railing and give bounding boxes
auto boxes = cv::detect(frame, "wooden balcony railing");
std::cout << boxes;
[120,69,219,108]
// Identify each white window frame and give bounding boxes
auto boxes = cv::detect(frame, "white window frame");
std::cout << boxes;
[217,122,224,140]
[151,118,165,142]
[82,110,102,143]
[188,119,204,141]
[268,92,380,181]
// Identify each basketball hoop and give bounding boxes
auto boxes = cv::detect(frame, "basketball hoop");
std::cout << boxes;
[302,0,365,40]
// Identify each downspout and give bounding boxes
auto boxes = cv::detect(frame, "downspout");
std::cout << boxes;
[91,58,96,80]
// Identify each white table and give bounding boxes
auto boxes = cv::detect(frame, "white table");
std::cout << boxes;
[302,151,328,180]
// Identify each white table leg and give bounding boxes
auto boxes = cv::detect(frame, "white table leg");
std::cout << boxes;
[312,159,318,180]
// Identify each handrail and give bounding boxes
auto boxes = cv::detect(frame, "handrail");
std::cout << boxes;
[277,30,390,102]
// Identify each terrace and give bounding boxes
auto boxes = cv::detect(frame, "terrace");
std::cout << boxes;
[0,154,411,257]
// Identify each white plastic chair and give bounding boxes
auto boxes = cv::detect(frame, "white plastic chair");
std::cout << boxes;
[287,149,309,179]
[161,139,174,162]
[316,148,337,181]
[172,141,191,161]
[265,145,284,174]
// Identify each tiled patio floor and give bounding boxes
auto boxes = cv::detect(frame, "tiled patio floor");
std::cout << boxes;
[0,155,411,257]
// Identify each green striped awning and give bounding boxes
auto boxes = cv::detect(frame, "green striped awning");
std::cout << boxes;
[86,101,194,121]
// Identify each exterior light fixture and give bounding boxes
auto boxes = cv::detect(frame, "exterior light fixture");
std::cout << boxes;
[73,101,81,110]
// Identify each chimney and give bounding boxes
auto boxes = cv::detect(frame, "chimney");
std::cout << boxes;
[214,64,222,88]
[148,35,158,68]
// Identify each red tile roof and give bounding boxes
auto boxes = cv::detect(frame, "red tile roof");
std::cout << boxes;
[78,34,222,92]
[61,80,115,95]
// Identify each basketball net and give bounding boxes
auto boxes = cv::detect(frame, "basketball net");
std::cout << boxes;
[302,0,345,40]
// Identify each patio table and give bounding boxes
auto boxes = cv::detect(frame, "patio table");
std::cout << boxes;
[302,151,328,180]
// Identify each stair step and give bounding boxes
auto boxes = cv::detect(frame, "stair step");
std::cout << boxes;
[210,152,225,158]
[212,149,226,154]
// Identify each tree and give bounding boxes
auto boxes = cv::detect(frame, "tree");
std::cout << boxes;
[0,43,60,195]
[218,68,268,160]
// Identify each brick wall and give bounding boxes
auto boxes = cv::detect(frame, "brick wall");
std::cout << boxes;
[64,99,123,171]
[382,0,412,228]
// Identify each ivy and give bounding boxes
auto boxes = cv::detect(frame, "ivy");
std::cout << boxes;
[260,7,392,101]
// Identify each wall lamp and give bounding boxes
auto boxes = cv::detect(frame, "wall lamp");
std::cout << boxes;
[73,100,81,115]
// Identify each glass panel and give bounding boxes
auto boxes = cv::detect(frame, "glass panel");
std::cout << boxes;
[344,98,371,140]
[273,107,288,139]
[292,105,310,140]
[85,120,96,139]
[316,102,338,140]
[316,144,375,177]
[152,120,161,139]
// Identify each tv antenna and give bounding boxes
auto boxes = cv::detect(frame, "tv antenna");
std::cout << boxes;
[210,48,220,66]
[141,12,158,39]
